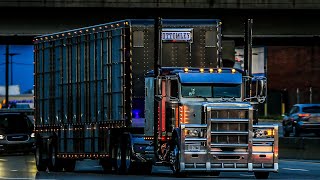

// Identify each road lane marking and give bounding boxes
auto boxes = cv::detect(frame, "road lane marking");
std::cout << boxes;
[0,159,7,162]
[0,178,32,180]
[281,159,320,164]
[10,170,18,172]
[282,168,309,172]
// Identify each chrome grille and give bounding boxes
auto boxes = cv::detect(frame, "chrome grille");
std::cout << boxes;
[6,135,29,141]
[207,103,251,150]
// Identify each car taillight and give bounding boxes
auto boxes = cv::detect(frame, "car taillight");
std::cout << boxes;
[298,113,310,118]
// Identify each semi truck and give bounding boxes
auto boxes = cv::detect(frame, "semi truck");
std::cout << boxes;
[33,18,278,179]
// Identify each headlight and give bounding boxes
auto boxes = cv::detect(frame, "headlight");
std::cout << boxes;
[30,133,35,138]
[184,128,205,138]
[253,128,274,138]
[0,135,5,140]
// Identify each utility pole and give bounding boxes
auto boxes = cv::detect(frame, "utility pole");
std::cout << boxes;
[8,53,20,85]
[5,45,9,108]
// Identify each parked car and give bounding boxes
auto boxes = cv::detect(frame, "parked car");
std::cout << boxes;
[282,104,320,137]
[0,112,35,154]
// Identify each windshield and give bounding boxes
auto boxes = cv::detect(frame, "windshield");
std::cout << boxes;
[181,85,212,97]
[213,84,241,98]
[181,84,241,98]
[0,114,32,134]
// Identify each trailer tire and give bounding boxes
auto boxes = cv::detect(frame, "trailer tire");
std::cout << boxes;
[254,172,269,179]
[47,143,62,172]
[116,135,133,175]
[35,140,47,171]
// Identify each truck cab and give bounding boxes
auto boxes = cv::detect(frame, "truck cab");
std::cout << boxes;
[143,67,278,178]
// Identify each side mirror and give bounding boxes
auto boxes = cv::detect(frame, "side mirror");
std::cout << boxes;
[257,79,266,97]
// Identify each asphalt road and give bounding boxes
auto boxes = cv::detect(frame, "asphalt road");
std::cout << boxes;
[0,154,319,179]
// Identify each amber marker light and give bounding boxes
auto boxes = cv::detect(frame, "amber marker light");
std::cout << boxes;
[231,69,236,73]
[218,68,222,73]
[200,68,204,73]
[184,68,189,72]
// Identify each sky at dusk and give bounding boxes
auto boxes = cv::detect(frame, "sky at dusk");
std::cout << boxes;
[0,45,34,94]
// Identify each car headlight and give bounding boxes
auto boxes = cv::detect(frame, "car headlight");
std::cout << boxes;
[253,128,274,138]
[0,135,5,140]
[30,133,35,138]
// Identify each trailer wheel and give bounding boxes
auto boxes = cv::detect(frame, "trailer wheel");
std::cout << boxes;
[254,172,269,179]
[35,141,47,171]
[116,143,122,173]
[124,141,132,174]
[47,144,62,172]
[116,135,133,174]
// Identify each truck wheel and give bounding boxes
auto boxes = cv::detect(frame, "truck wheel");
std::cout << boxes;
[47,144,62,172]
[254,172,269,179]
[35,142,47,171]
[171,139,186,177]
[64,159,76,172]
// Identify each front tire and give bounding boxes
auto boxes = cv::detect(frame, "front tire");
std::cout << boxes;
[171,138,185,177]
